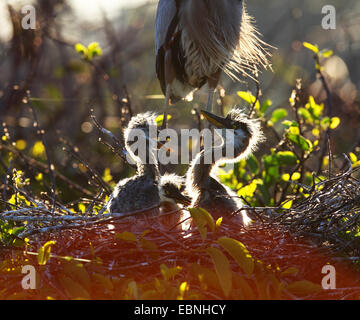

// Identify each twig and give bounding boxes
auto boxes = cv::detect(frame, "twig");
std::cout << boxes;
[89,108,133,168]
[27,92,57,214]
[61,139,112,195]
[0,143,93,197]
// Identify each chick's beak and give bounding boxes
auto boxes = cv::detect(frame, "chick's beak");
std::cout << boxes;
[200,110,231,129]
[145,136,173,152]
[168,189,192,206]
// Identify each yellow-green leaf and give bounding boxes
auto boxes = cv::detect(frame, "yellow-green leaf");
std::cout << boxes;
[303,42,319,54]
[321,49,333,58]
[31,141,45,158]
[78,203,86,213]
[330,117,340,130]
[155,114,172,127]
[75,43,87,54]
[128,281,139,299]
[281,267,299,276]
[349,152,357,164]
[217,237,254,275]
[271,108,288,124]
[160,264,182,281]
[59,275,91,299]
[282,173,290,181]
[286,280,322,296]
[115,231,137,242]
[281,200,293,209]
[140,238,158,251]
[63,261,91,291]
[215,217,223,230]
[15,140,27,151]
[38,240,56,265]
[189,207,215,240]
[206,247,232,297]
[178,281,189,299]
[291,172,301,181]
[87,42,102,58]
[237,91,260,110]
[35,173,43,181]
[92,273,114,291]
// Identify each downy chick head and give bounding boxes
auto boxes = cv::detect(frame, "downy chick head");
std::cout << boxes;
[124,112,160,168]
[159,173,191,207]
[201,107,265,161]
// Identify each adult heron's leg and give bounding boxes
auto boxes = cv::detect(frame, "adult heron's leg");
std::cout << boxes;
[206,88,215,112]
[162,49,175,130]
[206,69,222,113]
[162,84,171,130]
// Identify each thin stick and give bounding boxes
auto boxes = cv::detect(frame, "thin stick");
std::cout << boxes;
[27,92,57,214]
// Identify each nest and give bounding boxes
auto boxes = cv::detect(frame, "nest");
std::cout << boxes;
[254,164,360,257]
[1,161,360,300]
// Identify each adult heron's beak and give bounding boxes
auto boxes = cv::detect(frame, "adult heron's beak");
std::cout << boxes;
[201,110,231,129]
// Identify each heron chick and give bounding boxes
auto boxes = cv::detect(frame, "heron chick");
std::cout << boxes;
[186,108,264,225]
[155,0,271,128]
[108,112,190,219]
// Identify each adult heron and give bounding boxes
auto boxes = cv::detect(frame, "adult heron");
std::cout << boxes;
[155,0,271,128]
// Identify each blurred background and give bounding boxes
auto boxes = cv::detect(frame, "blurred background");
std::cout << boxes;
[0,0,359,201]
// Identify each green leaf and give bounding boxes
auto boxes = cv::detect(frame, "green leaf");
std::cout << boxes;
[306,96,324,119]
[276,151,298,166]
[298,107,312,121]
[260,99,272,114]
[38,240,56,265]
[303,42,319,54]
[217,237,254,275]
[246,155,259,174]
[270,108,288,124]
[320,117,330,130]
[286,132,312,152]
[206,247,232,297]
[282,120,299,129]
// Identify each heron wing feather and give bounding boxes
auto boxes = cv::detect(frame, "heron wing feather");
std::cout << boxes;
[155,0,177,54]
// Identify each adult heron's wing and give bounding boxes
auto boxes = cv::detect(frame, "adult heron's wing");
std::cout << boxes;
[155,0,177,54]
